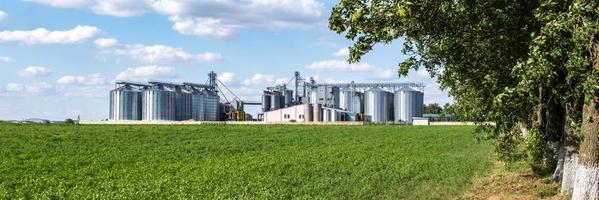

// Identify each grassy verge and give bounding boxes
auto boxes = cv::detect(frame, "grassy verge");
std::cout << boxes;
[1,124,493,199]
[462,161,564,200]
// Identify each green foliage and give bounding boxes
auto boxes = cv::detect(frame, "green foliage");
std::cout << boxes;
[423,103,443,114]
[329,0,599,168]
[64,118,75,124]
[0,124,493,199]
[523,126,557,176]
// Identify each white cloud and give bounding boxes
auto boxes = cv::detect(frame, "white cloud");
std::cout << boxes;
[25,0,91,8]
[6,83,24,92]
[18,66,52,77]
[374,68,395,79]
[334,48,349,57]
[57,73,106,85]
[94,38,118,48]
[115,65,177,82]
[27,0,324,39]
[0,11,7,21]
[306,60,396,80]
[92,0,148,17]
[96,38,222,63]
[306,60,375,72]
[5,82,53,94]
[217,72,235,84]
[242,73,287,86]
[0,25,100,45]
[0,56,15,62]
[169,16,236,39]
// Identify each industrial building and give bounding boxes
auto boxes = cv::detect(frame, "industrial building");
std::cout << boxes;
[110,71,424,124]
[261,72,425,123]
[109,71,257,122]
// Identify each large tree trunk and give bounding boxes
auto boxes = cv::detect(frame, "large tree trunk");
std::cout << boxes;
[571,99,599,199]
[560,96,584,195]
[571,47,599,199]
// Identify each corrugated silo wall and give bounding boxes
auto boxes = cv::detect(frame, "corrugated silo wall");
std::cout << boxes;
[142,89,176,121]
[204,92,219,121]
[175,90,192,121]
[387,91,394,122]
[192,90,206,121]
[109,91,114,120]
[110,88,142,121]
[415,91,424,117]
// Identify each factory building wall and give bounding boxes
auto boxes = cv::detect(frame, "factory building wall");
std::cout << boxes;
[263,104,307,123]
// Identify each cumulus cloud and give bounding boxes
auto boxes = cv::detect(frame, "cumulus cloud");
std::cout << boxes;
[306,60,376,72]
[169,16,236,39]
[217,72,235,84]
[0,11,7,21]
[57,73,106,85]
[94,38,118,48]
[95,38,222,63]
[242,73,287,86]
[115,65,177,82]
[0,26,100,45]
[334,48,349,57]
[91,0,147,17]
[5,82,53,94]
[18,66,52,77]
[27,0,324,39]
[0,56,15,62]
[305,60,396,80]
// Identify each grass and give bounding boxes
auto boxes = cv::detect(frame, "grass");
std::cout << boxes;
[0,124,493,199]
[462,161,564,200]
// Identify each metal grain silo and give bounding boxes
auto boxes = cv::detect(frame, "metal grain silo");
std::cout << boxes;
[204,90,220,121]
[175,87,192,121]
[364,87,389,123]
[142,86,176,121]
[387,91,395,122]
[313,103,322,122]
[339,88,353,112]
[271,92,282,110]
[262,92,271,112]
[304,103,313,122]
[284,90,293,107]
[109,86,142,120]
[191,88,206,121]
[309,90,318,105]
[339,88,363,113]
[394,88,424,122]
[323,109,330,122]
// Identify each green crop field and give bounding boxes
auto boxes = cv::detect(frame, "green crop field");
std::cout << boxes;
[0,124,493,199]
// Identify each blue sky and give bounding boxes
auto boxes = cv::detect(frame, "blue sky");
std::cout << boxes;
[0,0,450,120]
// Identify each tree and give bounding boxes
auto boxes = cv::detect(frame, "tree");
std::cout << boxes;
[329,0,599,198]
[423,103,442,114]
[64,118,75,124]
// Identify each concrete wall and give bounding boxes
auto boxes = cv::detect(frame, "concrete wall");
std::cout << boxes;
[263,104,307,123]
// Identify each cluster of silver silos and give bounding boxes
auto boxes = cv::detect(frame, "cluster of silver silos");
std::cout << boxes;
[109,82,220,121]
[363,87,424,123]
[262,89,295,112]
[301,86,423,123]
